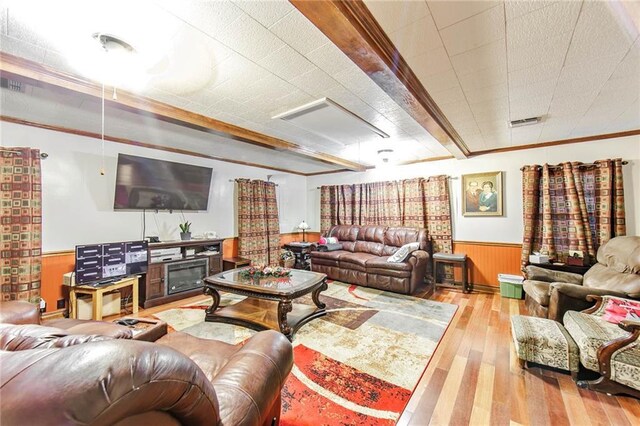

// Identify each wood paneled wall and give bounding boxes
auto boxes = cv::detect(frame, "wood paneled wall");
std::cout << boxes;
[452,241,522,287]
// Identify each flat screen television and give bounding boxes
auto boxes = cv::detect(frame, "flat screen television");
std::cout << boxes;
[114,154,213,211]
[75,240,148,285]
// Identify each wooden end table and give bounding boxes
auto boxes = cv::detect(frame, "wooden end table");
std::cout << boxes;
[283,242,316,270]
[68,276,139,320]
[203,268,327,341]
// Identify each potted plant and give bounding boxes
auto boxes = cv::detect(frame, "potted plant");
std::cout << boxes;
[179,221,192,241]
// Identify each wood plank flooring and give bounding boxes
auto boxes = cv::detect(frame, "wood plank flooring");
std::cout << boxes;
[125,287,640,425]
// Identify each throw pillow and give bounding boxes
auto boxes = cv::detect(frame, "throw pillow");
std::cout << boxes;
[319,236,327,245]
[387,242,420,263]
[601,298,640,324]
[326,237,338,244]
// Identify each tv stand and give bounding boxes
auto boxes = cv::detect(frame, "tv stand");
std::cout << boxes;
[141,238,223,309]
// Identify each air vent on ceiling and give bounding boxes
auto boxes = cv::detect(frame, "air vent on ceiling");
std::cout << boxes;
[0,78,24,93]
[272,98,389,143]
[509,116,542,128]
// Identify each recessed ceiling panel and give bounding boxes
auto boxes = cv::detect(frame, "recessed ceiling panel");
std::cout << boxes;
[272,98,389,145]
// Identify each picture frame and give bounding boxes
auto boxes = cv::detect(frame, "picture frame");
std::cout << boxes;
[461,171,503,216]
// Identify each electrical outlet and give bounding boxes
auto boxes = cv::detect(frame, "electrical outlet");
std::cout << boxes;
[57,299,65,309]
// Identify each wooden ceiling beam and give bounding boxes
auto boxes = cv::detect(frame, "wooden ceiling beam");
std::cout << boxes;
[0,52,367,172]
[290,0,470,159]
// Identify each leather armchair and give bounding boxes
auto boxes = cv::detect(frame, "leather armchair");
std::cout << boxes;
[523,236,640,322]
[0,302,294,425]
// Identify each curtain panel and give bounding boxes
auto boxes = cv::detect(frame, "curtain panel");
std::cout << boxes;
[1,148,42,302]
[236,179,281,266]
[319,176,452,255]
[520,158,625,268]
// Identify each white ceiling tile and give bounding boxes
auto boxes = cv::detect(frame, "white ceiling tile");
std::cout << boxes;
[506,1,580,47]
[505,1,556,21]
[440,101,475,123]
[509,93,553,121]
[421,69,461,93]
[479,129,511,146]
[431,86,466,106]
[507,31,571,72]
[440,5,504,56]
[510,78,557,101]
[539,121,578,142]
[427,0,499,30]
[42,49,76,75]
[388,14,442,59]
[305,43,357,77]
[232,0,293,28]
[508,59,563,88]
[257,44,315,81]
[0,8,6,36]
[458,65,507,92]
[0,35,45,63]
[554,55,621,99]
[564,1,638,66]
[477,119,509,135]
[465,82,507,104]
[364,0,430,34]
[155,0,243,40]
[410,47,454,79]
[451,39,506,76]
[510,124,542,145]
[462,133,488,151]
[268,8,330,55]
[609,40,640,80]
[289,67,340,97]
[606,99,640,131]
[547,92,599,117]
[216,13,285,61]
[470,97,509,122]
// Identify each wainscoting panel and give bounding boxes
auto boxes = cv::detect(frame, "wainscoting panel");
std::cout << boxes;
[452,241,523,287]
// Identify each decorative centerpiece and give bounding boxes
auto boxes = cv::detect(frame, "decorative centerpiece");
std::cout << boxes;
[241,265,292,279]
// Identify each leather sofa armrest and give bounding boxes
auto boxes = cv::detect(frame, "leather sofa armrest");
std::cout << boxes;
[524,265,583,284]
[409,249,428,264]
[0,301,40,325]
[0,340,220,425]
[549,283,628,323]
[212,330,293,425]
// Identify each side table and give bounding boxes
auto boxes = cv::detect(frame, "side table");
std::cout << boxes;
[223,256,251,271]
[283,242,316,270]
[68,276,139,320]
[433,253,471,293]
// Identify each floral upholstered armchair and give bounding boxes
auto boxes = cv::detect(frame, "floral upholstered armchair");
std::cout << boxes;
[563,295,640,398]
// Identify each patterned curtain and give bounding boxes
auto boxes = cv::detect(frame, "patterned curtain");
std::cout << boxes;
[318,175,453,255]
[520,158,626,268]
[1,148,42,301]
[236,179,280,266]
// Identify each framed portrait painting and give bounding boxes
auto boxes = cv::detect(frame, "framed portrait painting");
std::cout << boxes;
[462,171,503,216]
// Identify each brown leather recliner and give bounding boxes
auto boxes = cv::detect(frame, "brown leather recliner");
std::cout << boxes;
[310,225,431,294]
[522,236,640,322]
[0,302,294,425]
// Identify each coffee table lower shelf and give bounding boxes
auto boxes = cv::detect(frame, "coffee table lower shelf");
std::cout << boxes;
[205,298,325,341]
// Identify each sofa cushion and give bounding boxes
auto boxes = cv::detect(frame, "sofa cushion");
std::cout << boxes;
[610,342,640,391]
[339,252,378,268]
[0,324,114,351]
[366,257,412,272]
[46,318,133,339]
[522,280,551,307]
[583,263,640,295]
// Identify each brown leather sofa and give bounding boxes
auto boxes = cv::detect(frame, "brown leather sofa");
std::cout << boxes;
[0,301,293,425]
[310,225,431,294]
[522,236,640,322]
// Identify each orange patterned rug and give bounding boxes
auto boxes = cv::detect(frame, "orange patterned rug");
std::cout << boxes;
[153,281,457,425]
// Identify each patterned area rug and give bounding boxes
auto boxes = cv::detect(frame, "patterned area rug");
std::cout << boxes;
[153,281,457,425]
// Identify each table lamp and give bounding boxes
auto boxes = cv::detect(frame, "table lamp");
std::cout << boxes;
[298,220,310,242]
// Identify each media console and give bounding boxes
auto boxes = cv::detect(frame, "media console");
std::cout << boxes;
[141,238,223,309]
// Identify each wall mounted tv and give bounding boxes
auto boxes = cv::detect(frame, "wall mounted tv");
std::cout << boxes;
[114,154,213,211]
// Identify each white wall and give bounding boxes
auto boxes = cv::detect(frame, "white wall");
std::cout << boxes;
[0,122,307,252]
[306,136,640,243]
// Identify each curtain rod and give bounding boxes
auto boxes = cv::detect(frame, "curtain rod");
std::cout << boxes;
[0,149,49,159]
[520,160,628,171]
[228,179,279,186]
[315,175,456,189]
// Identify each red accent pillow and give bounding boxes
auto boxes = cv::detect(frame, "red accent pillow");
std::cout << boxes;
[319,237,327,245]
[601,298,640,324]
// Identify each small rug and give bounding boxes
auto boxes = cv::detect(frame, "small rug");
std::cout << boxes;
[153,281,457,425]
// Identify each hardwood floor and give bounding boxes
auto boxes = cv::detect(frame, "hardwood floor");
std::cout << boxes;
[125,287,640,425]
[398,288,640,426]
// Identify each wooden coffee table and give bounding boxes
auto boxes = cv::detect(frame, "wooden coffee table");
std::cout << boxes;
[203,268,328,341]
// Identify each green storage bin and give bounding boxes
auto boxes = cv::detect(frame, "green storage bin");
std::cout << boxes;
[498,274,524,299]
